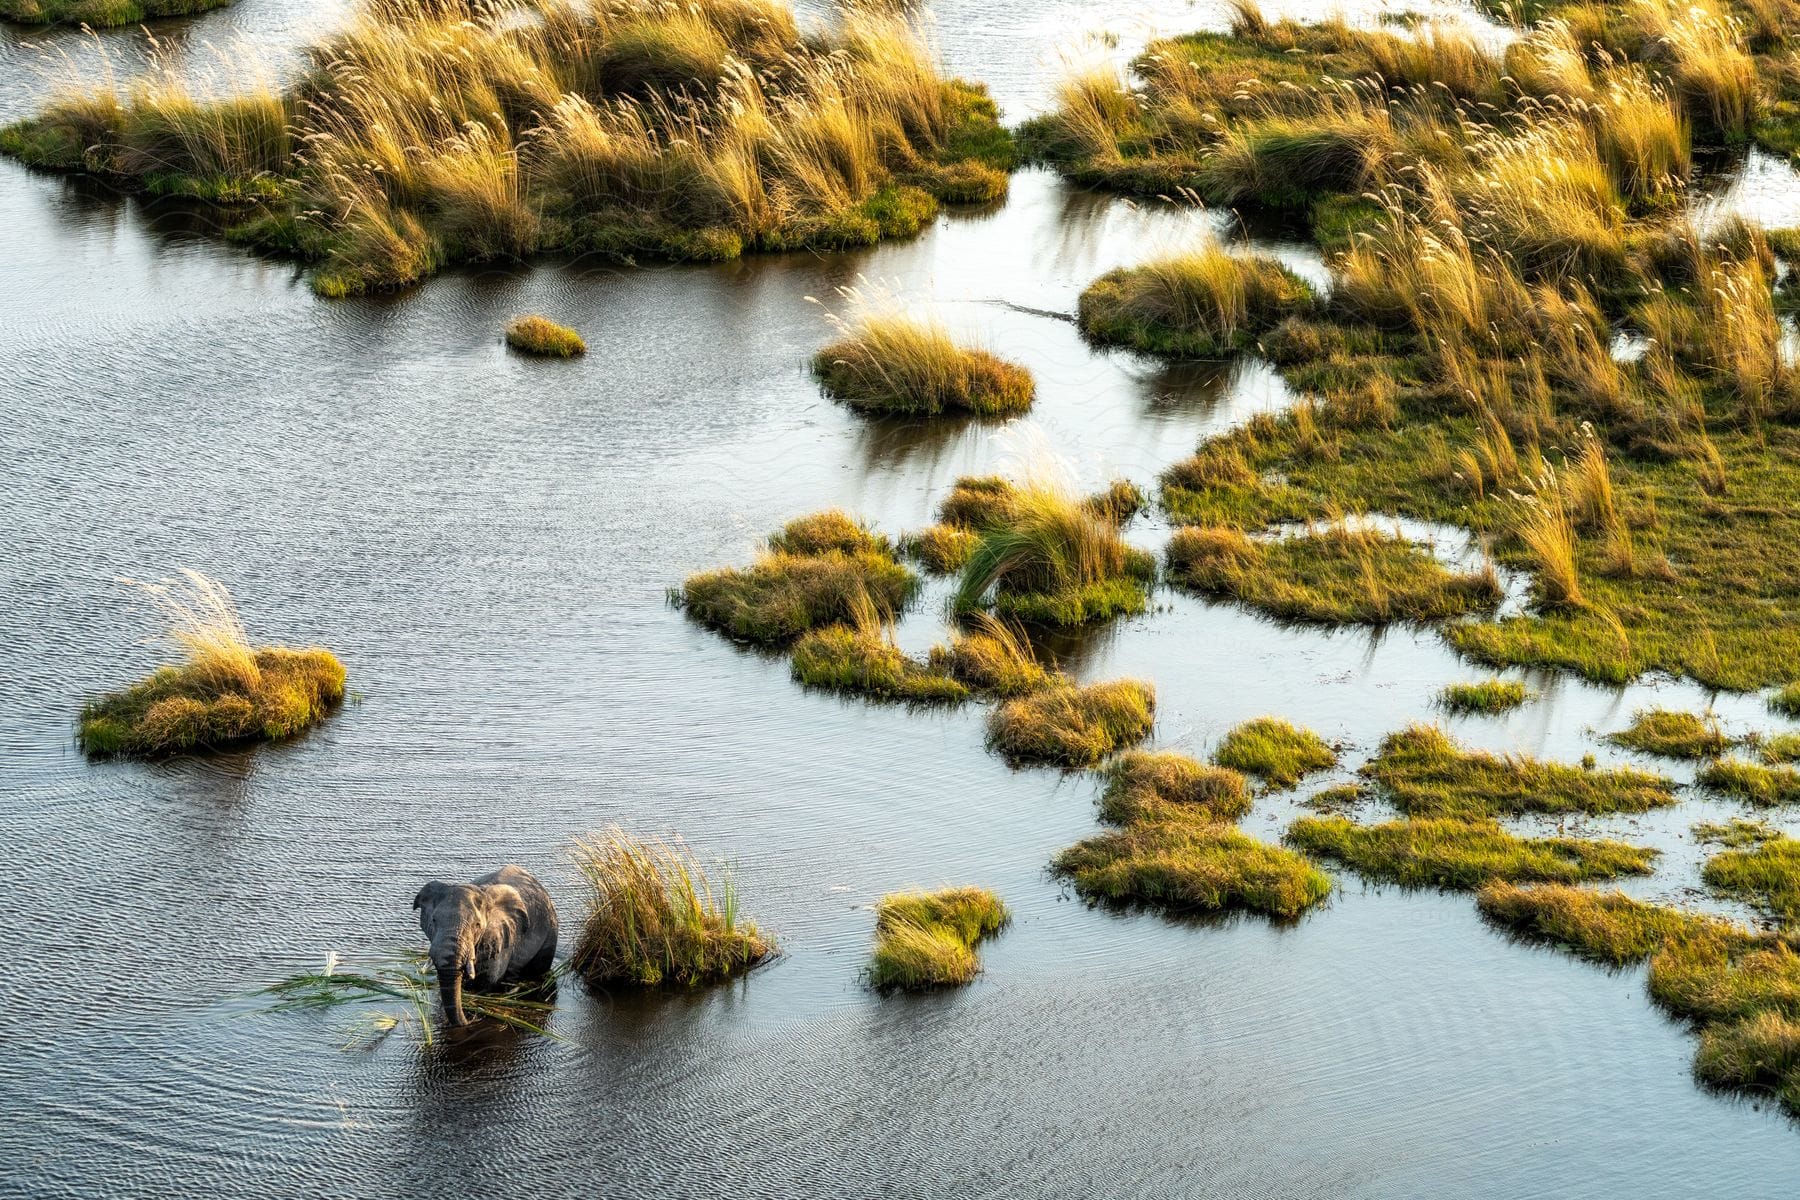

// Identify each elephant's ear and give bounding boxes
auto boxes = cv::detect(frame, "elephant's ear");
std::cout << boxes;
[412,881,447,910]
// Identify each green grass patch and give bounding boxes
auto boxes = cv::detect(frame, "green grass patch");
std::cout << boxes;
[1288,816,1658,889]
[1362,723,1676,817]
[866,886,1009,991]
[987,678,1155,767]
[1213,716,1336,788]
[1439,679,1530,714]
[1054,820,1332,919]
[0,0,232,26]
[570,828,772,989]
[1098,750,1253,825]
[1476,881,1726,965]
[504,314,586,357]
[1698,758,1800,806]
[789,625,967,703]
[1167,522,1501,624]
[1704,837,1800,924]
[1758,732,1800,764]
[1771,682,1800,716]
[1606,708,1731,758]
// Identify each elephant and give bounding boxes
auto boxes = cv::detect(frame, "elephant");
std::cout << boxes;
[411,865,558,1027]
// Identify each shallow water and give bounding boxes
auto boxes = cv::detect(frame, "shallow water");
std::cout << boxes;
[3,1,1800,1197]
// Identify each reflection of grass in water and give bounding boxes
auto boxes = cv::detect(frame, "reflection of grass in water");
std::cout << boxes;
[262,950,558,1048]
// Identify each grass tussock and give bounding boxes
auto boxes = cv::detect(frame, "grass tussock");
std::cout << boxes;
[1439,679,1530,714]
[1288,816,1658,889]
[78,571,344,758]
[987,678,1155,767]
[679,511,917,643]
[1761,732,1800,764]
[1098,750,1253,825]
[1055,820,1332,919]
[0,0,233,26]
[1362,723,1676,818]
[866,886,1008,991]
[3,0,1014,293]
[1078,245,1314,358]
[505,313,586,357]
[570,827,772,989]
[813,309,1034,417]
[1698,758,1800,806]
[1213,716,1335,788]
[1703,836,1800,923]
[1476,882,1726,965]
[1607,708,1732,759]
[925,614,1054,698]
[901,523,979,574]
[790,623,967,703]
[1166,521,1501,624]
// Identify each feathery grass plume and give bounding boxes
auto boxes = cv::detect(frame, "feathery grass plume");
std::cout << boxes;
[812,291,1034,416]
[1703,836,1800,923]
[1439,680,1531,714]
[1098,750,1253,825]
[1165,520,1501,624]
[570,828,772,989]
[1634,0,1760,138]
[1362,723,1676,817]
[1213,717,1335,789]
[1595,66,1692,201]
[78,570,345,758]
[1697,757,1800,806]
[262,949,557,1045]
[1562,424,1635,574]
[866,886,1009,991]
[1475,882,1726,965]
[1288,816,1659,889]
[1078,244,1314,358]
[926,613,1054,698]
[1507,467,1584,610]
[1055,820,1332,918]
[505,314,587,357]
[1607,708,1731,758]
[987,678,1155,767]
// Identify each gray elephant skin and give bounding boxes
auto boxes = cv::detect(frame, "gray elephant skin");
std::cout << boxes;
[411,865,558,1026]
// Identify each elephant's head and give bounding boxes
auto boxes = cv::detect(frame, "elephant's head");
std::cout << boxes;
[411,880,525,1026]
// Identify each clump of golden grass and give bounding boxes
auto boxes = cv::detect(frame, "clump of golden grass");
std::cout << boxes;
[901,523,979,573]
[1697,757,1800,805]
[570,827,772,989]
[1364,723,1676,817]
[1213,716,1336,789]
[1289,816,1659,889]
[679,512,917,643]
[4,0,1013,294]
[789,589,967,703]
[1055,820,1332,918]
[1099,750,1252,824]
[1703,835,1800,922]
[79,571,345,758]
[1607,707,1732,758]
[505,314,587,357]
[866,886,1009,991]
[1439,679,1531,713]
[1476,882,1724,964]
[1635,0,1761,138]
[1166,520,1501,625]
[926,614,1054,697]
[813,305,1034,417]
[1507,469,1585,610]
[1078,245,1314,358]
[987,678,1155,767]
[954,479,1154,627]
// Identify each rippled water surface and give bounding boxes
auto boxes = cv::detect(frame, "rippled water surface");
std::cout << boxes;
[3,1,1800,1196]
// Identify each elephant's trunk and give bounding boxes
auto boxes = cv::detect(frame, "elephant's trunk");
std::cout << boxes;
[439,966,468,1027]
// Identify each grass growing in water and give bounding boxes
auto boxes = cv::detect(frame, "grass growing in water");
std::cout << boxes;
[790,591,967,703]
[505,314,586,357]
[901,523,979,574]
[925,615,1054,698]
[1078,244,1315,358]
[1607,708,1731,758]
[1439,680,1530,714]
[78,570,345,758]
[1694,818,1783,847]
[1698,758,1800,806]
[1703,836,1800,923]
[866,886,1009,991]
[1362,723,1675,817]
[1476,882,1726,965]
[262,949,557,1045]
[1213,717,1336,788]
[1166,522,1500,625]
[0,0,232,25]
[1098,750,1252,825]
[1055,820,1332,919]
[570,827,772,989]
[1288,816,1658,889]
[813,309,1033,417]
[987,678,1155,767]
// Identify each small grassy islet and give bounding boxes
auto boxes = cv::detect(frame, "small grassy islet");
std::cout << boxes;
[1362,724,1676,818]
[1606,708,1732,759]
[1288,816,1657,890]
[866,886,1009,991]
[505,314,586,357]
[814,313,1034,417]
[987,678,1156,768]
[1439,680,1531,714]
[1212,716,1336,789]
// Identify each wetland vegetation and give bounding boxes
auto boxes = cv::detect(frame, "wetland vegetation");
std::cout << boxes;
[1361,724,1676,817]
[505,314,587,357]
[813,309,1034,417]
[0,0,232,24]
[1213,717,1336,788]
[866,886,1009,991]
[1438,679,1530,714]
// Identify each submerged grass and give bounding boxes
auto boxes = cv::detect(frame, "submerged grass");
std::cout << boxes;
[1439,679,1530,714]
[1288,816,1658,889]
[1213,716,1335,788]
[1362,723,1676,817]
[1607,708,1732,759]
[987,678,1155,767]
[1166,522,1501,625]
[1703,836,1800,923]
[505,314,586,357]
[78,570,345,758]
[262,949,558,1045]
[866,886,1009,991]
[570,827,772,989]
